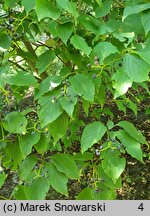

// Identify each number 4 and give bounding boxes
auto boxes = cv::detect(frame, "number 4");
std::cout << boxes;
[138,203,144,211]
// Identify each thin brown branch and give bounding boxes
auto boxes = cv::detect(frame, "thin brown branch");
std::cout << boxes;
[23,40,37,60]
[8,59,27,71]
[16,43,39,77]
[37,41,72,70]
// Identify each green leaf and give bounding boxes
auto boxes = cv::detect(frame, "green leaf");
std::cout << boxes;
[1,71,38,87]
[113,32,135,45]
[95,0,112,18]
[0,33,11,51]
[92,185,116,200]
[116,100,126,113]
[91,42,118,63]
[74,152,93,161]
[13,177,49,200]
[56,22,73,44]
[19,155,37,180]
[137,39,150,64]
[21,0,36,12]
[0,79,5,89]
[102,150,126,182]
[46,164,68,195]
[112,70,132,98]
[103,107,114,117]
[34,77,51,99]
[30,179,49,200]
[35,134,50,155]
[7,142,23,167]
[76,187,93,200]
[5,0,19,8]
[19,132,40,159]
[78,14,101,35]
[59,95,77,117]
[36,0,60,21]
[21,108,34,116]
[35,75,63,99]
[2,112,27,134]
[51,154,79,179]
[123,54,150,82]
[56,0,70,9]
[97,165,122,189]
[69,74,95,102]
[122,14,144,34]
[82,99,90,116]
[123,3,150,20]
[117,121,147,144]
[56,0,78,17]
[97,85,105,108]
[38,95,63,128]
[48,112,69,144]
[12,185,27,200]
[116,130,143,162]
[81,121,107,153]
[70,34,92,56]
[36,50,55,75]
[141,11,150,35]
[0,172,7,188]
[107,120,114,130]
[125,98,137,116]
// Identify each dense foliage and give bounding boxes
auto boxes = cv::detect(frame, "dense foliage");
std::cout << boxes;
[0,0,150,200]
